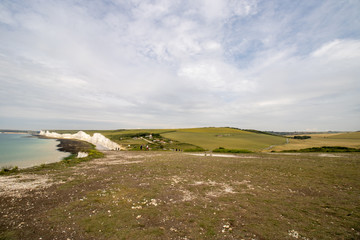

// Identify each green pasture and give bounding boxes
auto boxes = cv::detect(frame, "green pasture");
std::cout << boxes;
[101,127,286,152]
[53,127,287,152]
[52,128,360,152]
[161,128,286,151]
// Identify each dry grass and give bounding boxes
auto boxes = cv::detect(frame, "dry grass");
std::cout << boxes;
[1,151,359,239]
[270,132,360,152]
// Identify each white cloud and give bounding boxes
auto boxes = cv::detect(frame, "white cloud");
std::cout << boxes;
[312,39,360,60]
[195,0,257,21]
[178,60,256,92]
[0,4,15,25]
[0,0,359,130]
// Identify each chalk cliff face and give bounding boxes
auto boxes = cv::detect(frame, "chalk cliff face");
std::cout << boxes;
[39,130,122,150]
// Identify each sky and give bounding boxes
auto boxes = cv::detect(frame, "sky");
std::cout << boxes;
[0,0,359,131]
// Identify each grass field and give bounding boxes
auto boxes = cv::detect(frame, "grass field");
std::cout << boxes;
[1,151,359,239]
[52,128,360,153]
[161,128,286,151]
[270,132,360,152]
[54,127,287,152]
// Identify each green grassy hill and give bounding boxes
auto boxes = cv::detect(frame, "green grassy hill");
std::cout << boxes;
[161,127,286,151]
[52,127,286,152]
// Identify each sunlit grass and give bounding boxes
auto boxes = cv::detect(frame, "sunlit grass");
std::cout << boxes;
[42,152,360,239]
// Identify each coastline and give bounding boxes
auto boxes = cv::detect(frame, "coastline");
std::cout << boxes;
[0,132,28,134]
[39,130,123,150]
[1,136,104,171]
[0,134,70,169]
[38,135,95,154]
[56,138,94,154]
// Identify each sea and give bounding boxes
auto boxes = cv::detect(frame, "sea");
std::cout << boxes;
[0,133,69,169]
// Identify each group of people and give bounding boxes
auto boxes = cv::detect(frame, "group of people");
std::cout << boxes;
[139,145,183,151]
[140,145,149,150]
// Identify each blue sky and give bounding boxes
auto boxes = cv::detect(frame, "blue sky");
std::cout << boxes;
[0,0,359,131]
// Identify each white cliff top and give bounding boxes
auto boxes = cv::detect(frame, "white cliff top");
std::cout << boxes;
[39,130,123,151]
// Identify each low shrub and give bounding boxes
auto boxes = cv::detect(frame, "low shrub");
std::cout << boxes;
[184,147,206,152]
[0,166,19,175]
[282,146,360,153]
[293,135,311,140]
[213,147,252,153]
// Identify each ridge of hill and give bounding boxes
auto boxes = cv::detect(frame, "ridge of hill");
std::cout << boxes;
[50,128,360,152]
[52,127,286,152]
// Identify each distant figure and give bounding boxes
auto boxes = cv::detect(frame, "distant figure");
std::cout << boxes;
[140,145,143,150]
[146,145,149,150]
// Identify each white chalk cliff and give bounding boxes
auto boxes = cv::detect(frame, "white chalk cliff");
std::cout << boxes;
[39,130,123,150]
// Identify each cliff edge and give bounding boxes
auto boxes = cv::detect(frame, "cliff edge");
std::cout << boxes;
[39,130,123,151]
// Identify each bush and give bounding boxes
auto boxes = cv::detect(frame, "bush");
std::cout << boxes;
[213,147,252,153]
[282,146,360,153]
[184,147,206,152]
[293,136,311,140]
[0,166,19,175]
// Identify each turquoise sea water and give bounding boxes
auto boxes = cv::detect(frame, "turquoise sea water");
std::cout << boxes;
[0,133,69,168]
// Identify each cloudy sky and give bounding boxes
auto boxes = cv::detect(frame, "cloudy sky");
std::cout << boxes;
[0,0,359,131]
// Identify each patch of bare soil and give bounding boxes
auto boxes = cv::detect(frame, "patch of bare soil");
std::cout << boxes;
[169,176,253,202]
[185,153,258,158]
[89,151,150,166]
[318,153,340,157]
[0,174,56,198]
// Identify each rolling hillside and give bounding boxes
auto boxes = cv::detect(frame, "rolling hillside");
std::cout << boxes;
[160,127,286,151]
[55,127,286,152]
[269,132,360,152]
[53,128,360,152]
